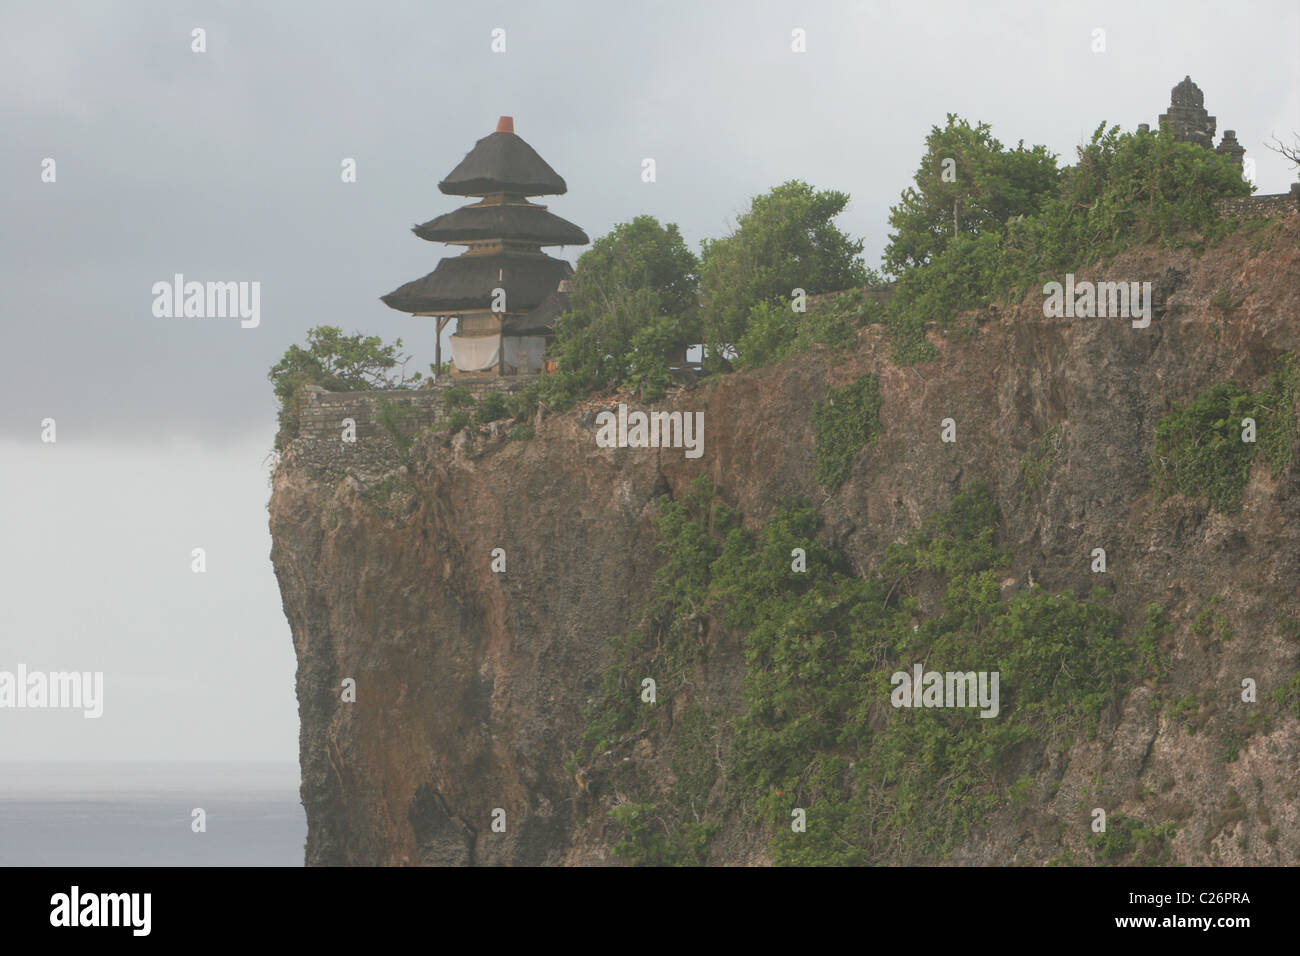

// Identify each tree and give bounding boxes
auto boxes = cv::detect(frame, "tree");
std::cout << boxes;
[884,121,1253,330]
[699,180,869,368]
[1265,131,1300,173]
[1050,123,1251,255]
[269,326,420,448]
[884,115,1059,276]
[544,215,699,406]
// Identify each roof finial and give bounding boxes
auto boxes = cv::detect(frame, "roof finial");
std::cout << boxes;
[497,116,514,133]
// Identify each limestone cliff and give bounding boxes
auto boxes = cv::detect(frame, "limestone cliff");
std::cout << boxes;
[270,213,1300,865]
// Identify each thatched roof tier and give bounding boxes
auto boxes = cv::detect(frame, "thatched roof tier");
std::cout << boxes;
[438,118,568,197]
[508,286,572,334]
[414,202,589,246]
[380,252,573,315]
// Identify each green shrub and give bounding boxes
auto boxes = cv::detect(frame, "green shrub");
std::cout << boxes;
[888,230,1007,324]
[880,122,1250,332]
[670,704,721,813]
[884,114,1061,275]
[505,381,543,419]
[700,180,869,368]
[732,301,798,370]
[1269,671,1300,719]
[1150,357,1299,515]
[473,391,510,423]
[1192,596,1233,642]
[547,215,699,404]
[1021,424,1062,495]
[1258,352,1300,476]
[885,315,939,366]
[374,397,419,462]
[608,803,715,866]
[799,290,872,351]
[1167,693,1199,730]
[813,374,884,489]
[442,409,471,434]
[360,474,416,517]
[441,386,476,409]
[1133,603,1171,683]
[733,291,877,370]
[575,480,1142,865]
[732,484,1127,863]
[1089,813,1177,863]
[1150,383,1259,513]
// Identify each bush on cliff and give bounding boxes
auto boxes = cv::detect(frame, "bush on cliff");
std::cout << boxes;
[472,391,510,423]
[700,180,872,370]
[884,122,1253,333]
[1149,353,1300,514]
[884,113,1061,275]
[607,803,715,866]
[542,215,699,408]
[812,373,884,489]
[731,288,885,370]
[507,120,1253,410]
[644,119,1252,380]
[269,326,421,449]
[576,480,1136,865]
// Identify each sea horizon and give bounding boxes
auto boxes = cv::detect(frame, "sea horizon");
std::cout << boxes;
[0,761,306,866]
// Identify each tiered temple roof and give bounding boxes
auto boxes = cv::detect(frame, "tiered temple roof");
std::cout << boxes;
[380,252,574,318]
[381,116,588,319]
[412,201,588,247]
[437,120,569,196]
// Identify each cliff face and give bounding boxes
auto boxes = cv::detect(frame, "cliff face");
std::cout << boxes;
[270,214,1300,866]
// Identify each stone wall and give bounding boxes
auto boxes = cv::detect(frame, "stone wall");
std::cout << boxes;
[284,377,536,475]
[1215,187,1300,219]
[417,375,537,401]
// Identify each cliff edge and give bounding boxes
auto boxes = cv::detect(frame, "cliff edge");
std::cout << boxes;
[270,214,1300,865]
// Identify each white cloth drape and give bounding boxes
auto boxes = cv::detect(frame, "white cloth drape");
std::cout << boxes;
[449,334,501,372]
[450,333,548,373]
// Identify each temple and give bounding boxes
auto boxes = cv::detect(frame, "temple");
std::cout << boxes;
[381,117,588,377]
[1153,76,1246,171]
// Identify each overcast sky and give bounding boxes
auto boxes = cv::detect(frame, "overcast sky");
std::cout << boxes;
[2,0,1296,763]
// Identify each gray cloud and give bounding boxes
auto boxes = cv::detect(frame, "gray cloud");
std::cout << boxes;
[3,0,1295,441]
[1,0,1295,761]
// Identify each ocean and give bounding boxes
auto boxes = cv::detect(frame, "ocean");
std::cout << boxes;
[0,762,306,867]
